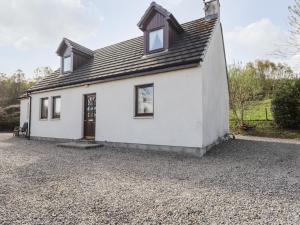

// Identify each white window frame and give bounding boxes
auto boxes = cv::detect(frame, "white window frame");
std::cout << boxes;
[148,28,164,52]
[52,96,61,119]
[40,97,49,120]
[63,56,72,73]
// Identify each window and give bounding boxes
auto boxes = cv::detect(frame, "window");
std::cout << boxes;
[149,29,164,52]
[40,98,49,119]
[52,96,61,119]
[63,56,71,73]
[135,84,154,117]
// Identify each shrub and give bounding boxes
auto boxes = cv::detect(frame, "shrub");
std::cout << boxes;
[271,79,300,129]
[0,121,19,131]
[0,103,20,131]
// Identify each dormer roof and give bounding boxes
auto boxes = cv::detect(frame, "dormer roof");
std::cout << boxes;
[137,2,183,32]
[56,38,94,58]
[28,17,218,92]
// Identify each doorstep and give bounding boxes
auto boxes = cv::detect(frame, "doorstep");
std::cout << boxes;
[57,141,103,149]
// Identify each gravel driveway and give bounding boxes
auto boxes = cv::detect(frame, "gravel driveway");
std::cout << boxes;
[0,133,299,224]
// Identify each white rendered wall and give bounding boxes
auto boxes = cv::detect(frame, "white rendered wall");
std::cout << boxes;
[29,67,204,148]
[200,21,230,147]
[20,98,29,126]
[25,22,229,148]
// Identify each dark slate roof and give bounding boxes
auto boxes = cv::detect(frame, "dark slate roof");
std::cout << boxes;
[29,17,218,92]
[137,2,183,32]
[57,38,94,57]
[17,93,28,99]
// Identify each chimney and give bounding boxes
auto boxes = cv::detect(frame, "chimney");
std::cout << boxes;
[203,0,220,19]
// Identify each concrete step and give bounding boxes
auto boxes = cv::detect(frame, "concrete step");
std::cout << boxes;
[57,142,103,149]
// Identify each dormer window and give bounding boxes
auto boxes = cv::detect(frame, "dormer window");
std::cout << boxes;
[137,2,184,55]
[149,28,164,52]
[63,56,71,73]
[56,38,94,75]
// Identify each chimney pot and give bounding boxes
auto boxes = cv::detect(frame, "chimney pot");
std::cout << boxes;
[204,0,220,19]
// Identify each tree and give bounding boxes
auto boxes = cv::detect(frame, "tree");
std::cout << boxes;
[0,73,7,104]
[0,67,52,108]
[246,60,295,98]
[275,0,300,59]
[33,66,53,82]
[229,63,262,127]
[0,68,52,130]
[0,70,32,107]
[288,0,300,54]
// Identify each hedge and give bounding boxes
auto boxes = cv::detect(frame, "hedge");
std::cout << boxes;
[271,79,300,129]
[0,121,19,131]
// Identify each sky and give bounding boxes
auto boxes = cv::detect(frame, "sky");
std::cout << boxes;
[0,0,298,78]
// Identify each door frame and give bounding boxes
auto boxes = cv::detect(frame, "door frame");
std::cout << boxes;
[83,93,96,140]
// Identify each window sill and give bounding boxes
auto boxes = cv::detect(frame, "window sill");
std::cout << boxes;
[141,49,168,58]
[51,118,61,121]
[39,118,48,121]
[133,116,154,119]
[149,48,165,54]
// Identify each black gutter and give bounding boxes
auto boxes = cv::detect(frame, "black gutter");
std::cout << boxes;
[27,92,32,140]
[28,59,201,93]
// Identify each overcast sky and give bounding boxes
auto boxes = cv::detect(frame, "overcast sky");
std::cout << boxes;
[0,0,298,78]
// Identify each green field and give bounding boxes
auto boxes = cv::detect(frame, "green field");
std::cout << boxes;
[230,99,300,140]
[230,99,273,121]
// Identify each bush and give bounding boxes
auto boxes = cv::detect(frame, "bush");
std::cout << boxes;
[271,79,300,129]
[0,104,20,131]
[0,121,19,131]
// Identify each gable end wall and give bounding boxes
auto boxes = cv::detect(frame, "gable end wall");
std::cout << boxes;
[200,21,230,147]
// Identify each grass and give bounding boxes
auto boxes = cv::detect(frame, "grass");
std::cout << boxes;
[230,99,300,140]
[230,99,273,121]
[230,120,300,140]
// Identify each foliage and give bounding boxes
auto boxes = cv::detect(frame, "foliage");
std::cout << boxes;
[0,70,33,107]
[230,98,300,140]
[0,121,19,132]
[0,67,52,108]
[0,67,52,131]
[246,60,294,98]
[0,105,20,131]
[229,60,296,128]
[229,99,273,121]
[271,79,300,129]
[274,0,300,58]
[230,120,300,140]
[229,63,262,126]
[33,66,53,82]
[288,0,300,54]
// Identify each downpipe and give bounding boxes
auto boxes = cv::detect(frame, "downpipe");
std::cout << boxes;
[27,92,32,140]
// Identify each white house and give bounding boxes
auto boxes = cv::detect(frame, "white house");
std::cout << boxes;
[20,0,229,157]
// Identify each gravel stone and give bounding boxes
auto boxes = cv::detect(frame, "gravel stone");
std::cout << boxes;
[0,133,299,224]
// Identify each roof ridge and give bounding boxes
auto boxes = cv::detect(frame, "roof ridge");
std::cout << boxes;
[93,17,210,53]
[29,17,218,92]
[63,37,94,56]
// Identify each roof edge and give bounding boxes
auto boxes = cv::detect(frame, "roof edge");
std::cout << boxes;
[17,93,29,100]
[198,17,220,67]
[28,60,200,94]
[56,38,94,57]
[137,2,183,32]
[75,17,212,54]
